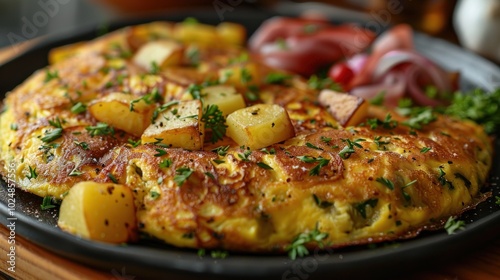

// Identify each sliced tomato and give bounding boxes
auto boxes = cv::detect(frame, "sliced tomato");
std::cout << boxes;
[328,63,354,89]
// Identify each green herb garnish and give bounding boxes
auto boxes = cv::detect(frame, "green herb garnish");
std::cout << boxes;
[86,123,114,137]
[202,104,227,143]
[41,196,56,210]
[285,223,329,260]
[376,177,394,190]
[174,167,193,187]
[354,198,378,219]
[444,216,465,235]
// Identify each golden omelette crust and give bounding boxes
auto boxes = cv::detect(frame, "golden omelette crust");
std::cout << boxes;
[0,22,493,252]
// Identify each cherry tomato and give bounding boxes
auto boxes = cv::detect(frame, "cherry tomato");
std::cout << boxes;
[328,63,354,88]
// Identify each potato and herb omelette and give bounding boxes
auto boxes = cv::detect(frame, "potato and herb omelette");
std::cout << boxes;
[0,19,494,255]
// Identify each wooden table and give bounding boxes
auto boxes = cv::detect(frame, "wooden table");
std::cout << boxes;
[1,35,500,280]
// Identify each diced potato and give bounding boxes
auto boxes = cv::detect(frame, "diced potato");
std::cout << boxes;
[174,22,218,45]
[48,42,86,64]
[201,85,245,117]
[126,21,175,51]
[318,89,368,127]
[226,104,295,150]
[216,22,246,45]
[133,40,183,72]
[88,92,155,137]
[58,181,138,243]
[218,63,260,88]
[141,100,204,150]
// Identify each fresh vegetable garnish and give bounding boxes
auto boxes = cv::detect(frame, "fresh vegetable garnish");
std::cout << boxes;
[202,104,227,143]
[445,88,500,134]
[174,167,194,187]
[285,223,329,260]
[444,216,465,235]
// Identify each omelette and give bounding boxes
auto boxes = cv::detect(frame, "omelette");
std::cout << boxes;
[0,20,493,254]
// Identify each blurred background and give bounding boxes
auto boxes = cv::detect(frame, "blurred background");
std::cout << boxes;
[0,0,498,62]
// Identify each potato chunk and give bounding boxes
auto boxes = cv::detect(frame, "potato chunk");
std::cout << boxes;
[48,42,86,64]
[88,92,155,137]
[218,63,260,88]
[174,21,218,45]
[318,89,368,127]
[133,40,183,72]
[141,100,204,150]
[216,22,246,45]
[126,21,174,51]
[226,104,295,150]
[58,181,138,243]
[202,85,245,117]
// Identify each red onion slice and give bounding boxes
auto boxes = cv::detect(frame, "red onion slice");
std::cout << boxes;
[405,66,445,106]
[373,50,452,95]
[351,72,406,107]
[346,54,369,74]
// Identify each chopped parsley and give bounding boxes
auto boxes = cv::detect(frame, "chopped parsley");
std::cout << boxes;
[320,136,332,144]
[338,138,365,159]
[128,138,141,148]
[445,88,500,134]
[86,123,114,137]
[240,68,253,84]
[174,167,193,187]
[204,172,215,180]
[150,191,160,199]
[150,61,160,74]
[107,173,119,183]
[41,128,63,143]
[495,196,500,206]
[69,168,83,176]
[366,114,398,130]
[297,156,330,176]
[238,148,252,162]
[256,162,273,170]
[229,52,249,64]
[210,250,229,259]
[373,136,390,150]
[401,180,416,202]
[265,73,291,85]
[44,69,59,83]
[10,123,18,131]
[202,104,227,143]
[26,166,38,180]
[285,223,329,260]
[130,88,162,111]
[444,216,465,235]
[40,196,56,210]
[313,194,333,208]
[369,91,385,105]
[305,142,323,150]
[354,198,378,219]
[188,84,204,100]
[154,148,168,157]
[438,167,454,190]
[71,102,87,114]
[212,145,230,156]
[307,75,342,91]
[186,46,200,66]
[159,158,172,168]
[260,147,276,155]
[376,177,394,190]
[74,140,89,150]
[420,147,431,153]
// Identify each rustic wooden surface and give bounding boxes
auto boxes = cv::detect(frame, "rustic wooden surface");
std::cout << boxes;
[1,35,500,280]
